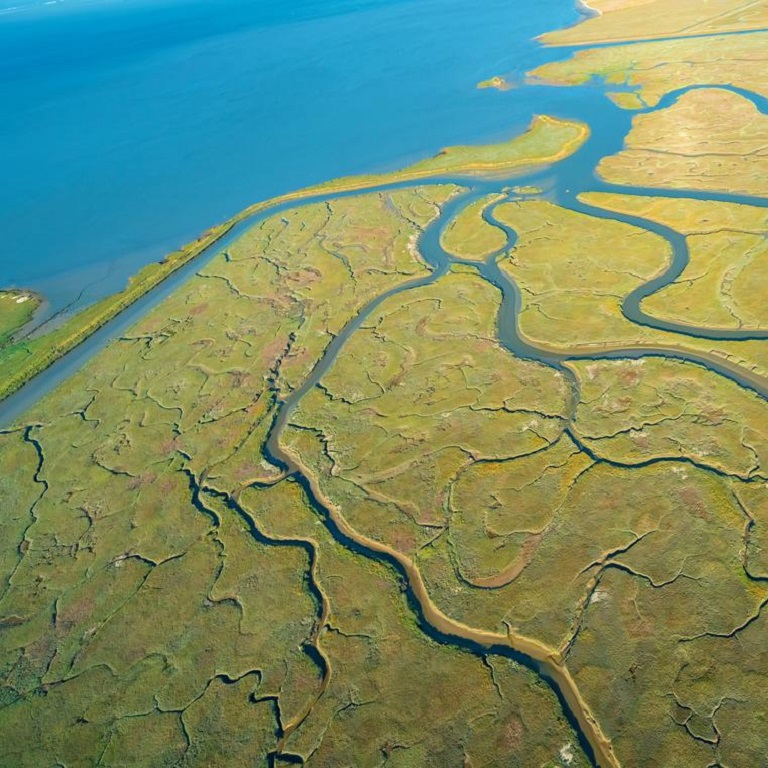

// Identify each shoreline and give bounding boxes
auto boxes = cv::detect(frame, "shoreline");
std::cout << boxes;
[540,0,768,47]
[0,115,589,404]
[535,0,602,44]
[4,3,768,765]
[0,288,44,346]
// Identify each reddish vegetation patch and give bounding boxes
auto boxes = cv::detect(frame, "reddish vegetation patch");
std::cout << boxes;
[680,485,709,519]
[127,471,158,492]
[59,595,97,628]
[474,339,495,353]
[389,526,419,554]
[228,370,250,389]
[284,346,316,372]
[618,367,642,387]
[160,437,182,455]
[189,303,209,317]
[499,714,525,751]
[20,634,58,677]
[626,610,655,640]
[350,226,389,242]
[234,463,261,482]
[288,267,323,287]
[701,404,727,425]
[160,477,178,494]
[632,433,652,451]
[614,396,633,411]
[262,337,289,365]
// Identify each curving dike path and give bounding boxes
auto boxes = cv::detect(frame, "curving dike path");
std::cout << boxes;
[3,55,768,768]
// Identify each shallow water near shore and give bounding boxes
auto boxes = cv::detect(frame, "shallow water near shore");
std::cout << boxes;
[7,0,768,424]
[0,0,582,318]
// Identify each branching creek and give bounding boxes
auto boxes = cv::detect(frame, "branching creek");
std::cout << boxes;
[4,74,768,767]
[258,83,768,768]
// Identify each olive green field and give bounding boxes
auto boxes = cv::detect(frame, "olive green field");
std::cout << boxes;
[3,1,768,767]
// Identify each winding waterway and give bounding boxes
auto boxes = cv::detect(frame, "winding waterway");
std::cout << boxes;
[4,78,768,426]
[5,7,768,765]
[0,0,583,317]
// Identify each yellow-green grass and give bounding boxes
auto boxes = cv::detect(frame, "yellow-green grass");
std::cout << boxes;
[532,30,768,109]
[596,88,768,197]
[568,356,768,478]
[541,0,768,46]
[606,91,646,110]
[280,265,768,766]
[253,116,587,199]
[0,290,40,347]
[0,189,591,766]
[241,482,590,766]
[20,187,458,490]
[440,194,508,261]
[0,221,235,403]
[563,464,768,767]
[493,199,768,378]
[581,192,768,330]
[449,437,591,589]
[285,271,572,563]
[477,75,514,91]
[513,185,545,195]
[447,455,767,766]
[0,422,320,766]
[4,83,768,767]
[279,272,625,764]
[0,186,463,765]
[0,115,588,405]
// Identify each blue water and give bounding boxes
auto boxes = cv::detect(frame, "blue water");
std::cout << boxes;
[0,0,582,319]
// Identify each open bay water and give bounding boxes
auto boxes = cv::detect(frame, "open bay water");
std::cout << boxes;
[0,0,583,319]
